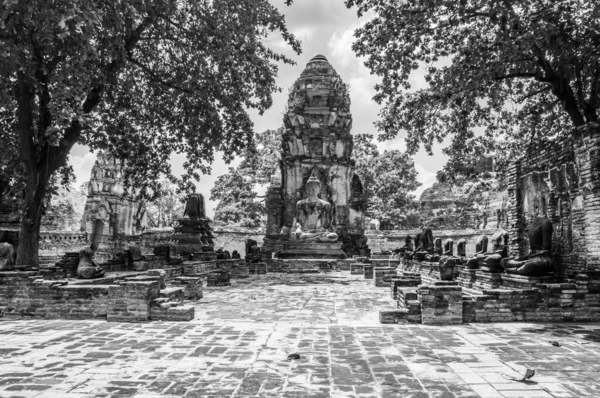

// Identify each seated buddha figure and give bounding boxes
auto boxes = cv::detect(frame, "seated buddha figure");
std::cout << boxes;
[480,230,510,273]
[439,239,458,280]
[293,171,338,242]
[404,234,420,261]
[393,236,413,257]
[415,227,434,261]
[426,237,443,262]
[456,239,467,264]
[502,218,554,276]
[77,246,106,279]
[464,235,489,269]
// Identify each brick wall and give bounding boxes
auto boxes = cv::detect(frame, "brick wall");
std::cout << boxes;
[507,124,600,277]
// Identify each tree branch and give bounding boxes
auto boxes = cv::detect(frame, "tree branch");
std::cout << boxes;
[519,86,551,103]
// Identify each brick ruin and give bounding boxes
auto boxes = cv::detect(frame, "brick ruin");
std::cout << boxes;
[375,124,600,324]
[263,54,369,261]
[0,155,249,322]
[81,153,147,248]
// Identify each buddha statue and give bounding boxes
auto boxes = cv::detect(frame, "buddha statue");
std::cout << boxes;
[405,233,421,261]
[464,236,488,269]
[480,230,510,273]
[502,218,554,276]
[293,171,338,242]
[415,227,434,261]
[77,247,105,279]
[426,237,443,262]
[456,239,467,265]
[393,236,413,257]
[0,242,15,270]
[231,250,241,259]
[439,239,457,281]
[183,193,206,219]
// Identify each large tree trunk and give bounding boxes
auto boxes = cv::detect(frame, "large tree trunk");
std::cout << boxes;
[15,173,47,267]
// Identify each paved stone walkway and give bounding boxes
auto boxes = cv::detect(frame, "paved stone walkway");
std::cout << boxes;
[2,272,600,397]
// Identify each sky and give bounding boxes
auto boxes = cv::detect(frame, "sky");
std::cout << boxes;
[68,0,446,217]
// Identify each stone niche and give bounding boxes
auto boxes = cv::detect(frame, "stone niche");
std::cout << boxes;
[264,54,369,257]
[80,153,147,247]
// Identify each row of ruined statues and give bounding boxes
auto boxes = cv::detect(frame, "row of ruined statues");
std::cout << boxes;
[395,218,554,277]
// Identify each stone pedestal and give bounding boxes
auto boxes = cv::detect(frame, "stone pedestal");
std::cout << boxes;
[363,265,374,279]
[418,281,463,325]
[374,267,397,287]
[277,241,346,259]
[350,262,364,275]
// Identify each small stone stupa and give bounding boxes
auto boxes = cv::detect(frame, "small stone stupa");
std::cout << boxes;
[264,54,369,261]
[173,193,215,259]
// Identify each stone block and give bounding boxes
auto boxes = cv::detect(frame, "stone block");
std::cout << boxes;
[350,262,364,275]
[364,265,374,279]
[106,281,159,322]
[150,305,194,321]
[379,309,407,324]
[419,284,463,325]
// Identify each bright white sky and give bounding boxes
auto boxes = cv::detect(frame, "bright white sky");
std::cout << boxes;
[68,0,446,217]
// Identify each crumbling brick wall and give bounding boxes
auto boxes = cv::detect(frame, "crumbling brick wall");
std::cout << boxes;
[507,124,600,277]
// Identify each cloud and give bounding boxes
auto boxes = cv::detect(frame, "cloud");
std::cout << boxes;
[69,150,97,186]
[413,164,437,199]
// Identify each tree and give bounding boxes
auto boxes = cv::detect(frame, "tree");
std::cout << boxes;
[44,182,88,231]
[209,127,283,228]
[210,167,265,228]
[0,0,300,265]
[353,134,421,223]
[145,180,185,228]
[238,126,284,185]
[346,0,600,175]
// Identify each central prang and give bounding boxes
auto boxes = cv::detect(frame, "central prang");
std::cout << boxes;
[263,54,370,260]
[293,171,338,242]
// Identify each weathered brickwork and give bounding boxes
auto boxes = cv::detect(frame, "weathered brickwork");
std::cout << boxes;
[507,124,600,277]
[263,54,369,257]
[373,267,397,287]
[394,258,600,323]
[418,282,463,325]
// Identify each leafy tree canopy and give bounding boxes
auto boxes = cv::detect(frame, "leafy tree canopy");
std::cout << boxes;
[210,167,265,228]
[0,0,300,264]
[209,127,283,228]
[346,0,600,179]
[353,134,421,223]
[145,179,185,229]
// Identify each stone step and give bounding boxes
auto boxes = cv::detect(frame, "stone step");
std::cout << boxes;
[158,287,185,304]
[286,268,320,274]
[150,305,194,321]
[171,276,203,299]
[379,308,408,324]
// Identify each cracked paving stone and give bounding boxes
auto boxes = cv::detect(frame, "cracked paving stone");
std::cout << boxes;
[2,273,600,397]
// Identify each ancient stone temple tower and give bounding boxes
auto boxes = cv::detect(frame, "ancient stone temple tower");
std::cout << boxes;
[81,154,147,247]
[264,54,369,257]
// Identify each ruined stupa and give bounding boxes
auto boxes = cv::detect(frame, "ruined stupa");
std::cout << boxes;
[263,54,369,259]
[81,153,147,249]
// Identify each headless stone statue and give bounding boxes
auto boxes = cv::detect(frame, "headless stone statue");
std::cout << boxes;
[415,227,434,261]
[426,237,443,262]
[394,236,413,256]
[0,242,16,270]
[77,247,105,279]
[481,230,509,272]
[503,218,554,276]
[464,236,489,269]
[438,239,457,281]
[293,171,338,242]
[405,233,421,260]
[183,193,206,219]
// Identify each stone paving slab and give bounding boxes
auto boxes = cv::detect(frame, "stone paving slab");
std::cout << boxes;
[1,272,600,397]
